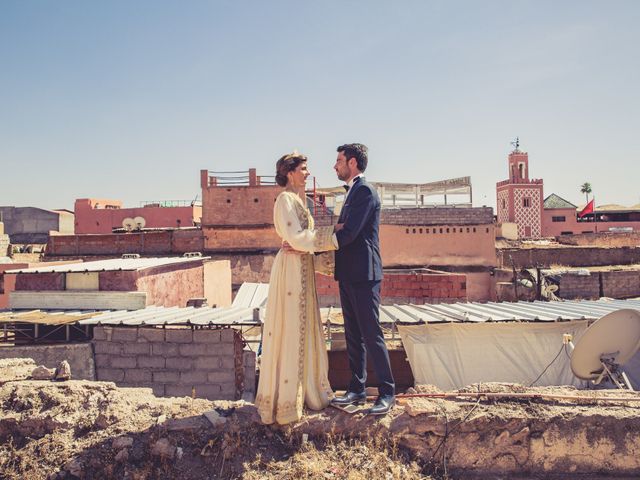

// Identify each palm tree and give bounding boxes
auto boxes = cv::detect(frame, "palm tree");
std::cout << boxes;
[580,182,592,204]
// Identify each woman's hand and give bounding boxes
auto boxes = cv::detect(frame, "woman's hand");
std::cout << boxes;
[334,223,344,232]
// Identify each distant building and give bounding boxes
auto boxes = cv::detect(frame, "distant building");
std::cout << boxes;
[542,195,640,236]
[6,256,231,309]
[0,206,74,244]
[496,147,544,239]
[74,198,202,234]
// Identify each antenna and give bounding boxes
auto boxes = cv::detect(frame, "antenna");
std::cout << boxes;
[133,216,146,230]
[510,137,520,152]
[122,217,135,232]
[565,309,640,390]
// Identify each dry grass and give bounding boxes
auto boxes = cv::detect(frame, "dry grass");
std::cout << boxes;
[243,434,429,480]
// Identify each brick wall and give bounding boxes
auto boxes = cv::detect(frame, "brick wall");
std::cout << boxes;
[558,273,600,300]
[315,270,467,307]
[92,326,251,400]
[380,207,494,226]
[558,232,640,248]
[203,226,281,251]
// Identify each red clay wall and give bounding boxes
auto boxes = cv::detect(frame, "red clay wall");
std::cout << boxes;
[542,209,640,237]
[315,270,467,307]
[15,273,65,291]
[201,184,281,227]
[75,199,202,234]
[98,271,138,291]
[203,226,281,251]
[136,264,204,307]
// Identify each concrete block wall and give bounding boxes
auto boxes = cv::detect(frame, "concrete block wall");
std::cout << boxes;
[92,326,246,400]
[601,270,640,298]
[380,207,494,226]
[315,270,467,307]
[0,343,95,380]
[558,273,600,300]
[557,270,640,300]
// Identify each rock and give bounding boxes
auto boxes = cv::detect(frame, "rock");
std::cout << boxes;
[115,449,129,463]
[176,447,183,460]
[151,438,176,459]
[31,365,55,380]
[94,414,111,429]
[112,436,134,449]
[54,360,71,381]
[203,409,227,427]
[65,458,83,478]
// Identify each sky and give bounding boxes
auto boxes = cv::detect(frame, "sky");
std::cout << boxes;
[1,1,639,211]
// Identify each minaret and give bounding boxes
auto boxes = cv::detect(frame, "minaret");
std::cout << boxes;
[496,139,544,238]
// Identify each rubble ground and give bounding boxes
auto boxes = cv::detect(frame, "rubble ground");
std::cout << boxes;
[0,368,428,479]
[2,358,640,479]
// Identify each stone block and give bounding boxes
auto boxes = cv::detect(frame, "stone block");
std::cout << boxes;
[97,368,125,382]
[179,371,208,384]
[217,356,235,370]
[191,383,222,400]
[165,357,194,371]
[220,328,237,343]
[165,384,194,398]
[165,329,193,343]
[218,383,238,400]
[111,328,138,342]
[207,370,236,383]
[93,342,123,355]
[94,353,111,368]
[179,344,215,357]
[193,356,222,370]
[111,356,137,368]
[153,371,180,383]
[137,356,166,369]
[92,326,112,341]
[193,329,222,343]
[123,343,151,355]
[138,328,165,343]
[152,343,181,356]
[243,351,256,368]
[124,369,152,383]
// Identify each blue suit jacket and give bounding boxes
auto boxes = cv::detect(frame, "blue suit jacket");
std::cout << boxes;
[334,176,383,283]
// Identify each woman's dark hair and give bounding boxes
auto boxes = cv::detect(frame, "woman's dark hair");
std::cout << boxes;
[275,152,307,187]
[337,143,368,172]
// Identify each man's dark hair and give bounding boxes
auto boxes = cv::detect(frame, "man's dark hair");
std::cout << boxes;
[337,143,368,172]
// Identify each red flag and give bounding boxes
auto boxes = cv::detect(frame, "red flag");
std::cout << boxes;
[578,199,594,218]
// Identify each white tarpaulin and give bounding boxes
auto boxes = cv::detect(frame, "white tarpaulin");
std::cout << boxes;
[398,320,590,390]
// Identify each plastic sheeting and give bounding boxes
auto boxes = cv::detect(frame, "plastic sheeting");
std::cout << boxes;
[398,320,590,390]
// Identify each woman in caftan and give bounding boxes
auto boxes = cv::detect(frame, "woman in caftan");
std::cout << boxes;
[255,152,338,425]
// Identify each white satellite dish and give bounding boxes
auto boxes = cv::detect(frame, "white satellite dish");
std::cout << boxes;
[133,216,146,230]
[122,217,136,231]
[567,309,640,390]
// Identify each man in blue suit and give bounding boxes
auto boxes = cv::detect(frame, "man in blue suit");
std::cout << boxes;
[331,143,395,415]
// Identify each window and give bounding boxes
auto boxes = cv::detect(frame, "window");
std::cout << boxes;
[501,199,506,209]
[552,216,566,222]
[561,231,573,235]
[523,197,531,207]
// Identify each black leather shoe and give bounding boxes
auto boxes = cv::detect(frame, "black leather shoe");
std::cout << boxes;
[369,395,395,415]
[331,391,367,406]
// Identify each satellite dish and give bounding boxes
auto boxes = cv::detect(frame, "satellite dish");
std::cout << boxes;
[568,309,640,390]
[122,217,135,231]
[546,284,558,293]
[133,216,146,230]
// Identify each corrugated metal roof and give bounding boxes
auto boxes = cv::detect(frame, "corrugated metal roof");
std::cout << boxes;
[73,297,640,327]
[6,256,211,274]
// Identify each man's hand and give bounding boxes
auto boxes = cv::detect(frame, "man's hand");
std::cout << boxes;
[281,241,305,254]
[334,223,345,232]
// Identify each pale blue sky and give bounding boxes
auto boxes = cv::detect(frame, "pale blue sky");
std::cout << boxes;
[1,1,639,210]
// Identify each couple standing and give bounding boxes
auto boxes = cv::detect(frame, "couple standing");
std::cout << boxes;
[255,143,395,425]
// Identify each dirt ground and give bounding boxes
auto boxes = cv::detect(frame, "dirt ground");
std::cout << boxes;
[2,358,640,479]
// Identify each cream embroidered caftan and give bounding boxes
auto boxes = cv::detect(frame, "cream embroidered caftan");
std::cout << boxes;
[255,191,336,425]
